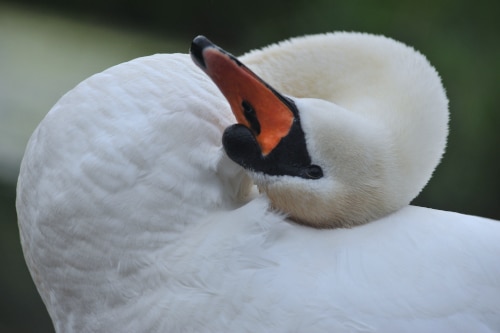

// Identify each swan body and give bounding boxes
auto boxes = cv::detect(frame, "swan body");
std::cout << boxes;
[16,32,500,332]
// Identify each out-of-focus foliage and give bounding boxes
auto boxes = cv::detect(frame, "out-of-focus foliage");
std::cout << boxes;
[0,0,498,332]
[4,0,499,50]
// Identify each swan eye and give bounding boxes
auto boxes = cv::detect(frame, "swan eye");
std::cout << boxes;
[304,165,323,179]
[241,100,261,135]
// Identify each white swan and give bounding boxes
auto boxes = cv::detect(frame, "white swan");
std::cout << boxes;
[17,32,500,332]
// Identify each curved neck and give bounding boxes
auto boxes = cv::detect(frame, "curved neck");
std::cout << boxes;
[242,32,448,205]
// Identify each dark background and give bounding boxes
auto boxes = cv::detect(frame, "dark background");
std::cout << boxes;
[1,0,499,332]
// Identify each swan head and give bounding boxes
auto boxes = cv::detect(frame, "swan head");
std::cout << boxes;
[191,35,447,228]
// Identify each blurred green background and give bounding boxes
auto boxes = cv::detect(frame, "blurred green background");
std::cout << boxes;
[1,0,498,332]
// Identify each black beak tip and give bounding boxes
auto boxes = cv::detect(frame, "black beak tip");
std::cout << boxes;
[190,35,214,69]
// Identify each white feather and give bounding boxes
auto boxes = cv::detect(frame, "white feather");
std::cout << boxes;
[17,33,500,332]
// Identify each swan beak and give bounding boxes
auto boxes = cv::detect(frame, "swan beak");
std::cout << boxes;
[190,35,294,156]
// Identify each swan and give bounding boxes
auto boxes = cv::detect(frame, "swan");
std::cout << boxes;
[16,32,500,332]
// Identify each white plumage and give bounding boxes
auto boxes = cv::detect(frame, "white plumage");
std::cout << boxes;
[17,32,500,332]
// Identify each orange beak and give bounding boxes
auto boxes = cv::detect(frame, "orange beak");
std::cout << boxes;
[190,36,294,156]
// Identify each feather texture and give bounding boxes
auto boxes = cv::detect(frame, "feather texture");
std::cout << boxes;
[17,33,500,332]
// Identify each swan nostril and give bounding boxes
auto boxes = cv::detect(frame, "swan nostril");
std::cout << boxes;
[242,100,261,135]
